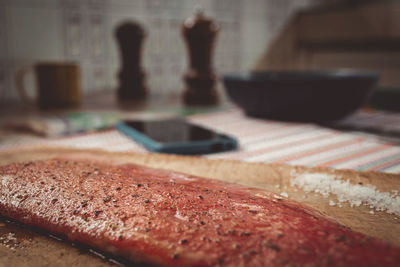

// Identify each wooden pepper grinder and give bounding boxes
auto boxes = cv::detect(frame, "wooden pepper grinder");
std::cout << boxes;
[182,8,220,106]
[115,21,147,100]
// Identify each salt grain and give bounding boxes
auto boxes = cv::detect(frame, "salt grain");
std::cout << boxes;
[329,200,336,206]
[280,192,288,198]
[291,173,400,216]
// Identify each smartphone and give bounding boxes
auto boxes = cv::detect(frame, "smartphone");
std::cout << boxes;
[116,118,238,155]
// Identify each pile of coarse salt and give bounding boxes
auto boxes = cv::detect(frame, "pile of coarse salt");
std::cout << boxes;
[290,172,400,216]
[0,232,18,250]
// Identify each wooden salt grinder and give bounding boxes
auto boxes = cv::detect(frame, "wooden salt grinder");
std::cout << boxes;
[182,10,219,106]
[115,22,147,100]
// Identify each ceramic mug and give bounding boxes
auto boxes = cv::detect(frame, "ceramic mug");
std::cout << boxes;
[15,62,81,109]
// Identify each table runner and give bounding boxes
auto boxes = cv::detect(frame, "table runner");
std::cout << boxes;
[1,108,400,173]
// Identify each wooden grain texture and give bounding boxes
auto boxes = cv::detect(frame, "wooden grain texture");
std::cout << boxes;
[296,2,392,43]
[253,1,400,88]
[0,147,399,266]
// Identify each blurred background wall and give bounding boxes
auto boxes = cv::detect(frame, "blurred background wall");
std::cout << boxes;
[0,0,324,103]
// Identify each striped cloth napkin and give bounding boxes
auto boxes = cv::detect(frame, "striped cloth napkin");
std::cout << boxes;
[190,109,400,173]
[1,108,399,173]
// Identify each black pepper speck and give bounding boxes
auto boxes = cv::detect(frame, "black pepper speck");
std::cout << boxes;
[242,231,251,236]
[95,210,102,216]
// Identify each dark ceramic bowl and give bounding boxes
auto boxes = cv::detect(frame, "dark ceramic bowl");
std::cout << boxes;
[223,70,379,122]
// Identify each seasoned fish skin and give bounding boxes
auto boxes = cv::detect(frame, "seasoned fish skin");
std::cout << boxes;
[0,159,399,267]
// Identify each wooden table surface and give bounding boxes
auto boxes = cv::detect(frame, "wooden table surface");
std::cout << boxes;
[0,89,232,119]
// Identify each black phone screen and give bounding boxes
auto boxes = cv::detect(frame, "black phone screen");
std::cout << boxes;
[124,118,220,143]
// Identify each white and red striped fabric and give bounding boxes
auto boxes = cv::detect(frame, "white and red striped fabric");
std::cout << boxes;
[1,108,400,173]
[190,109,400,173]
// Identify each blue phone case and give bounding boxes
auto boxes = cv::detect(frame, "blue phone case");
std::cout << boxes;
[116,121,238,155]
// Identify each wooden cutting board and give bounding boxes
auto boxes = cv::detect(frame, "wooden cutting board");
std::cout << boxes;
[0,147,399,266]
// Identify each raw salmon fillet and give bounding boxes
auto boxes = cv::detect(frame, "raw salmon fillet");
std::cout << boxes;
[0,158,399,266]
